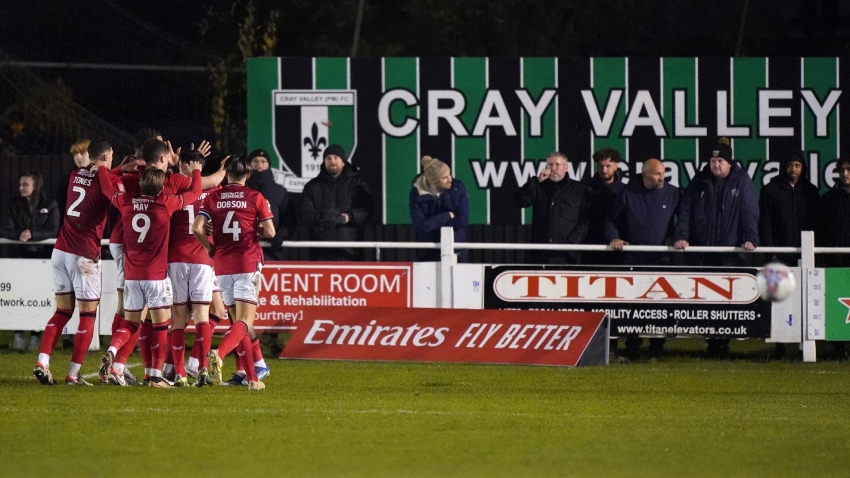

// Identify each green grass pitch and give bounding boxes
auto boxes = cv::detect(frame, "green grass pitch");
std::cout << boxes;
[1,341,849,477]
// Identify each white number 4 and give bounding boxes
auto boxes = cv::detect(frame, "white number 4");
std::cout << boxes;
[223,211,241,241]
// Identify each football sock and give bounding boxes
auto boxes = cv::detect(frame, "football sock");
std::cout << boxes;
[139,320,153,376]
[236,343,249,377]
[234,342,247,374]
[71,312,96,366]
[67,362,81,379]
[217,321,248,357]
[170,329,186,376]
[241,335,258,382]
[38,308,74,363]
[151,320,171,377]
[115,322,140,365]
[164,330,174,367]
[251,338,267,368]
[111,313,124,335]
[196,321,213,369]
[107,320,140,356]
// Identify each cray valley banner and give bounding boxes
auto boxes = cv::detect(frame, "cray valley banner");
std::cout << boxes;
[249,57,843,225]
[483,265,775,339]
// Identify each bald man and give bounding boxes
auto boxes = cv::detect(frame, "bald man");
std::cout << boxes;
[605,158,680,360]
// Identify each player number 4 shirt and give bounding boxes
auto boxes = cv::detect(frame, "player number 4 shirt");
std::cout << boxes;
[198,184,273,276]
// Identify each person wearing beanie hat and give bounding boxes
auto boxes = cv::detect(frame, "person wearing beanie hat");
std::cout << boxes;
[298,143,374,261]
[673,137,759,359]
[409,156,469,262]
[246,148,290,259]
[758,150,819,360]
[711,137,734,164]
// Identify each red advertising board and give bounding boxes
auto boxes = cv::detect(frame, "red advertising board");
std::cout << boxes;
[281,307,609,366]
[254,262,412,331]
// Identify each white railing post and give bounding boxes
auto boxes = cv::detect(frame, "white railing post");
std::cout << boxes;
[801,231,816,362]
[439,227,456,309]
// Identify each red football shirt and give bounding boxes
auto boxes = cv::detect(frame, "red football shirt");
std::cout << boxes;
[110,170,194,245]
[100,169,201,280]
[54,165,114,260]
[168,185,221,265]
[198,184,274,275]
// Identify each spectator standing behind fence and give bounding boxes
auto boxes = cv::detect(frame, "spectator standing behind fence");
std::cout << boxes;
[513,152,589,264]
[606,159,680,360]
[673,138,759,359]
[409,155,470,262]
[247,149,289,259]
[759,151,819,360]
[817,157,850,360]
[1,170,59,351]
[56,139,91,218]
[584,147,625,265]
[299,144,374,261]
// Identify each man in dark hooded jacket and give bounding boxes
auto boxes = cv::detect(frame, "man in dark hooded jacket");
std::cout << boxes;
[818,157,850,359]
[673,138,759,359]
[758,151,819,360]
[247,149,289,258]
[759,151,819,263]
[298,144,374,261]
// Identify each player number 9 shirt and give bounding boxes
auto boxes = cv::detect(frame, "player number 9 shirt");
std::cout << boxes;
[198,184,273,276]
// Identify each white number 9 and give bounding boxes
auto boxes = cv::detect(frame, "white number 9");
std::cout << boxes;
[132,213,151,243]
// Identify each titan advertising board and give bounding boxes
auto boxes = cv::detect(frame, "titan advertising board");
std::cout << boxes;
[483,265,777,339]
[281,306,609,366]
[249,57,843,225]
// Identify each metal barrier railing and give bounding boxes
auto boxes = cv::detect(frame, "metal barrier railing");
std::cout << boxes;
[3,229,848,363]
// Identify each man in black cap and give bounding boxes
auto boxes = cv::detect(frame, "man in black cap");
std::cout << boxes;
[246,149,289,259]
[673,138,759,359]
[298,144,374,261]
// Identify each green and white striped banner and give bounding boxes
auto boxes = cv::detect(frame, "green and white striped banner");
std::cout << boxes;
[248,57,843,225]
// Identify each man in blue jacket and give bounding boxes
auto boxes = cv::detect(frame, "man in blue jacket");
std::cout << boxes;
[409,155,470,262]
[606,158,680,359]
[673,138,759,359]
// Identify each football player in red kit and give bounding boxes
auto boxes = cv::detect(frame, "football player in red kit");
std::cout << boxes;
[104,128,159,385]
[98,141,202,387]
[167,150,228,387]
[108,138,224,385]
[192,155,275,391]
[34,139,129,386]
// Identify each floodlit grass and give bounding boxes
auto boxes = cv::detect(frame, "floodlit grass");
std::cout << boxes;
[1,341,849,477]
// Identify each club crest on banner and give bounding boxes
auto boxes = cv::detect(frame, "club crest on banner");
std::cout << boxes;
[272,89,358,192]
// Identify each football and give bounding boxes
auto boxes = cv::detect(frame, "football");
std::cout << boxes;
[756,262,796,302]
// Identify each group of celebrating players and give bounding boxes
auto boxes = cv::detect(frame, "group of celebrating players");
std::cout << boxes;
[31,129,275,390]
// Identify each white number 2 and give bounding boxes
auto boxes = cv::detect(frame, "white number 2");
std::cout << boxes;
[67,186,85,217]
[132,213,151,243]
[223,211,241,241]
[183,205,195,234]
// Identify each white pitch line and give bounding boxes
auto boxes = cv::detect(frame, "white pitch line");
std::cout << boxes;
[0,406,798,422]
